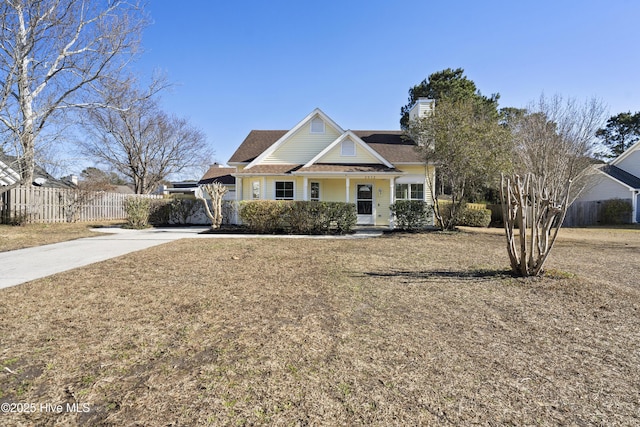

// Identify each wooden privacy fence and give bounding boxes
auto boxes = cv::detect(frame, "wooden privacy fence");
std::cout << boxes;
[1,185,161,223]
[489,199,633,227]
[563,199,633,227]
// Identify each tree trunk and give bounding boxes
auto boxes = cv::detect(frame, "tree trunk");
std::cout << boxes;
[196,182,228,229]
[501,173,571,277]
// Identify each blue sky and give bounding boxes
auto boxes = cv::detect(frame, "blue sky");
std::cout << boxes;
[135,0,640,170]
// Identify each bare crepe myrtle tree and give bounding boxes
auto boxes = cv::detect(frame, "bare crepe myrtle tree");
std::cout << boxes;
[196,182,228,229]
[501,95,607,276]
[0,0,146,188]
[79,75,213,194]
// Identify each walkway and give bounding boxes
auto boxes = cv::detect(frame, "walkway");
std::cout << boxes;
[0,226,383,289]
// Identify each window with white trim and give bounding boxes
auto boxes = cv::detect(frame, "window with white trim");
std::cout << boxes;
[275,181,294,200]
[310,182,320,201]
[341,139,356,156]
[252,181,261,199]
[310,117,325,134]
[395,183,424,200]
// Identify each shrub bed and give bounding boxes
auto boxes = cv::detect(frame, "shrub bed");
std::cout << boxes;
[123,197,152,229]
[601,199,633,225]
[455,207,492,227]
[239,200,356,234]
[390,200,432,231]
[438,202,492,228]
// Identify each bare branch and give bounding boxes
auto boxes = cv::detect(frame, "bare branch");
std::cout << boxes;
[0,0,147,185]
[78,75,213,194]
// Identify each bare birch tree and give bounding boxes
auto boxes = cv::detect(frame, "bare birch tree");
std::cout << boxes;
[501,95,607,276]
[0,0,146,189]
[79,76,213,194]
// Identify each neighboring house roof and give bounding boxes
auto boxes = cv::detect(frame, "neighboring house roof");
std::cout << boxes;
[0,152,75,189]
[599,165,640,189]
[112,185,135,194]
[198,164,236,185]
[611,139,640,167]
[228,130,420,165]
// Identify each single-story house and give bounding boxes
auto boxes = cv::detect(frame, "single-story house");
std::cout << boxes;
[576,140,640,223]
[198,163,236,200]
[227,104,435,227]
[0,153,75,189]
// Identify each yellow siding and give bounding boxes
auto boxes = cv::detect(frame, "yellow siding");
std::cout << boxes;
[239,176,306,200]
[262,121,341,164]
[316,179,346,202]
[316,139,381,164]
[397,164,428,175]
[241,178,263,200]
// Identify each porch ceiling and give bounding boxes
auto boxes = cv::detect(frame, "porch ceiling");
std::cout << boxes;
[235,164,302,175]
[296,163,401,174]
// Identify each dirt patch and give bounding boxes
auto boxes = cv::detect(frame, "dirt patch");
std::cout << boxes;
[1,228,639,425]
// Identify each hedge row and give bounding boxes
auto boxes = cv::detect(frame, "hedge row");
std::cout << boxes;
[124,196,205,228]
[239,200,356,234]
[438,203,492,228]
[601,199,633,224]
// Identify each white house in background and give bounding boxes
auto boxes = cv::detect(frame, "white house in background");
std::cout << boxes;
[575,140,640,223]
[0,153,75,189]
[226,103,435,227]
[198,163,236,201]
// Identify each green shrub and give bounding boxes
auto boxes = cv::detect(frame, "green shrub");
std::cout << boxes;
[239,200,356,234]
[437,201,491,228]
[169,197,200,224]
[147,199,171,225]
[239,200,288,233]
[601,199,632,224]
[287,201,329,234]
[390,200,432,231]
[455,207,492,227]
[124,197,151,229]
[327,202,357,234]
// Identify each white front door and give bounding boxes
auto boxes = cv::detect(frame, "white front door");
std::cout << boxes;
[356,184,374,225]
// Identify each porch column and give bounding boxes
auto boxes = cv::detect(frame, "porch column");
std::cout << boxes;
[236,177,243,201]
[345,177,350,203]
[235,177,242,225]
[389,177,395,228]
[303,177,308,201]
[262,177,267,199]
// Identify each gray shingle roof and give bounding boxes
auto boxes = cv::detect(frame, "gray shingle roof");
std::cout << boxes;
[601,165,640,189]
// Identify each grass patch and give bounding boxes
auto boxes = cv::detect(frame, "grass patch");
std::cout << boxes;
[0,221,122,252]
[0,228,639,425]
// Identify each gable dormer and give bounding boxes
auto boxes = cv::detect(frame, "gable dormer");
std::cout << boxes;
[247,109,343,167]
[304,130,393,167]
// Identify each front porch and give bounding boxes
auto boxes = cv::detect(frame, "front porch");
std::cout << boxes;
[235,174,400,226]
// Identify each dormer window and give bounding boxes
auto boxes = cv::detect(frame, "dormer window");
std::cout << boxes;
[310,117,325,134]
[341,139,356,156]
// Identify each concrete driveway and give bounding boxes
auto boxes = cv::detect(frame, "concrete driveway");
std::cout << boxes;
[0,226,382,290]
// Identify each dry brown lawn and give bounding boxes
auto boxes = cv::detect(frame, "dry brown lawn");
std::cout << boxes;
[0,222,121,252]
[1,227,639,426]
